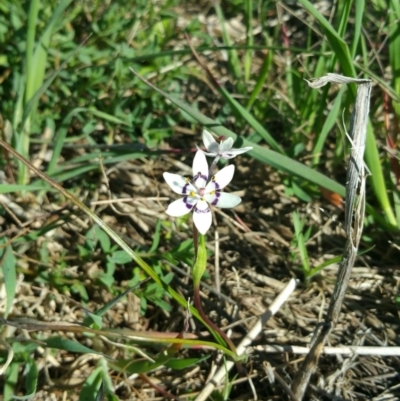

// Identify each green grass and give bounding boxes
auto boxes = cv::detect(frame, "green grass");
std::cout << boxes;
[0,0,399,399]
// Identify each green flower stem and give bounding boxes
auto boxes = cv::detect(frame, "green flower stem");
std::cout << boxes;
[192,233,244,374]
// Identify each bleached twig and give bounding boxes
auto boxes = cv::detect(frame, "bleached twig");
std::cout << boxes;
[251,345,400,357]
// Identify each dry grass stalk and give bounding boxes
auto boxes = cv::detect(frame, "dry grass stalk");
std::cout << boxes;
[252,345,400,356]
[291,74,372,400]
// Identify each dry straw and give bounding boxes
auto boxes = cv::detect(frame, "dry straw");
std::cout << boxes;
[292,73,372,400]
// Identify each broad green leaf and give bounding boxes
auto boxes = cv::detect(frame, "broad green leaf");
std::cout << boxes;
[108,250,132,264]
[95,225,111,253]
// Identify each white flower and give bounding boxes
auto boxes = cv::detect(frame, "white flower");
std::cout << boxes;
[163,151,241,234]
[198,130,253,159]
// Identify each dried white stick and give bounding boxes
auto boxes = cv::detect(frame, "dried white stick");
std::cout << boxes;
[251,345,400,356]
[0,339,13,376]
[194,278,297,401]
[292,74,372,400]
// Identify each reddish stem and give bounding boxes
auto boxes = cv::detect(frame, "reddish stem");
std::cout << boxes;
[193,284,245,375]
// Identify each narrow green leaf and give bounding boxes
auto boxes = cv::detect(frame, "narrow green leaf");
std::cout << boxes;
[244,0,253,82]
[4,361,19,401]
[12,358,38,400]
[246,50,272,110]
[308,255,342,278]
[0,240,17,318]
[352,0,364,58]
[389,0,400,117]
[219,86,284,153]
[214,3,242,80]
[297,0,356,80]
[79,367,103,401]
[42,337,107,357]
[293,211,310,276]
[108,250,132,264]
[25,0,73,107]
[149,219,161,253]
[312,86,345,166]
[0,184,48,194]
[296,1,397,227]
[111,340,182,375]
[24,0,40,105]
[165,355,210,370]
[192,234,207,286]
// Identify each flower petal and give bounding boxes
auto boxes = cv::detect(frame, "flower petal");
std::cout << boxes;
[202,130,219,153]
[205,164,235,192]
[193,200,212,234]
[221,146,253,159]
[192,150,209,188]
[163,172,196,195]
[196,147,218,157]
[219,137,234,153]
[165,197,197,216]
[204,192,241,208]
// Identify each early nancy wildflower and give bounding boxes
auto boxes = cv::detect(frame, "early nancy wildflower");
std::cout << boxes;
[163,151,241,234]
[198,129,253,159]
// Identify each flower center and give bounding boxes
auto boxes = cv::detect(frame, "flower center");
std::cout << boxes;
[198,187,206,197]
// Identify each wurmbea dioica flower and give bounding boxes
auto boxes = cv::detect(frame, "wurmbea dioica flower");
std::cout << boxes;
[198,129,253,159]
[163,151,241,234]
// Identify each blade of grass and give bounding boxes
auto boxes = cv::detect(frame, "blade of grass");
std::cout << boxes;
[293,211,310,278]
[47,107,130,174]
[186,37,283,153]
[312,86,345,166]
[244,0,253,82]
[388,0,400,117]
[0,184,48,193]
[213,2,242,81]
[351,0,364,58]
[246,49,272,110]
[19,0,74,184]
[0,240,17,318]
[298,0,397,228]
